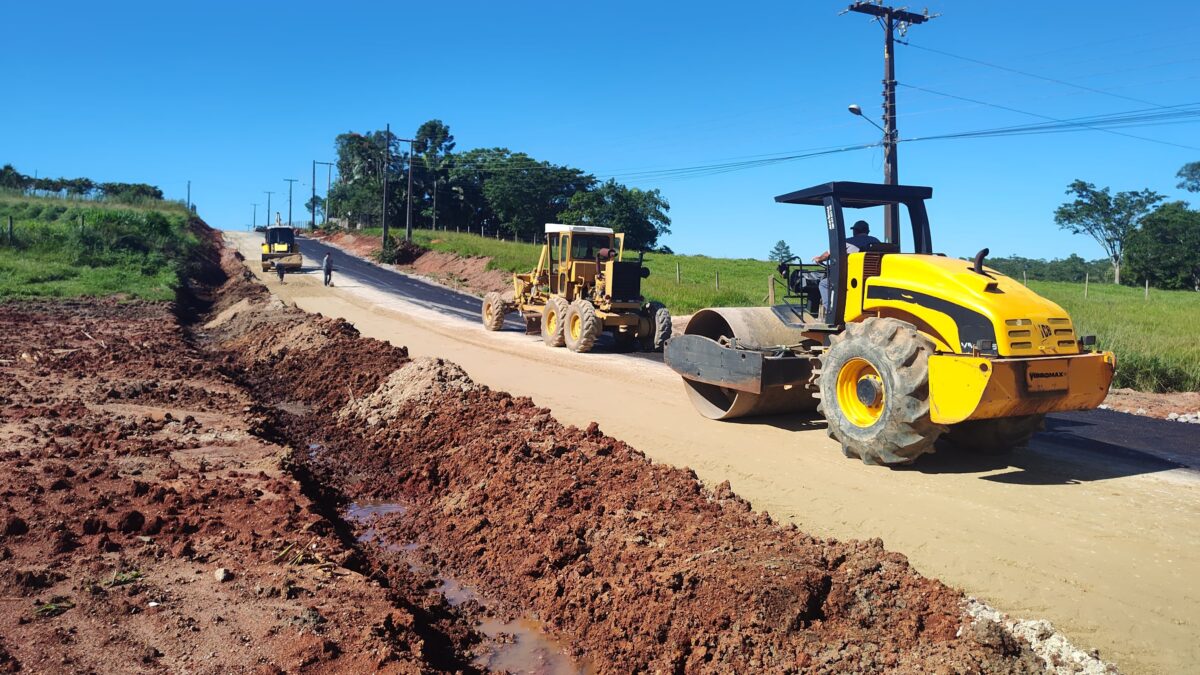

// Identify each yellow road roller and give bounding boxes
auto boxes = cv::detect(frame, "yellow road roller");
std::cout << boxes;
[664,181,1115,465]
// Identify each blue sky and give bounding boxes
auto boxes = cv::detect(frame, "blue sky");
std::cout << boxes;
[3,1,1197,260]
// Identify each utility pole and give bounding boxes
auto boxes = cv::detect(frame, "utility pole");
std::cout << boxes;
[284,179,298,227]
[252,203,258,231]
[404,137,415,242]
[265,191,274,226]
[382,123,391,248]
[845,1,935,243]
[186,180,191,213]
[432,178,438,231]
[311,160,317,230]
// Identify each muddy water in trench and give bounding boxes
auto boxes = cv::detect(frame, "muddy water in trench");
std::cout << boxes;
[345,501,590,675]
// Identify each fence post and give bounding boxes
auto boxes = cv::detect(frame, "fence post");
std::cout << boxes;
[1022,269,1027,286]
[715,270,720,291]
[1144,279,1149,301]
[1084,272,1089,298]
[6,215,11,244]
[767,276,776,305]
[675,262,680,284]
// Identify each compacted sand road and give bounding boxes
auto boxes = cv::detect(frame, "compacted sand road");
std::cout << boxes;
[228,231,1199,674]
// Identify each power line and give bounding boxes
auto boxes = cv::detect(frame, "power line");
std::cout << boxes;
[897,40,1183,111]
[899,83,1200,151]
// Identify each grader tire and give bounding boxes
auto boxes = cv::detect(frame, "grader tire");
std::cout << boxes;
[542,297,569,347]
[481,292,506,331]
[638,301,672,352]
[943,414,1046,453]
[817,317,944,466]
[564,300,600,353]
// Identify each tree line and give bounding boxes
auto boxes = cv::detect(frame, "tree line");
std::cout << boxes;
[324,120,672,251]
[0,164,165,203]
[1055,161,1200,290]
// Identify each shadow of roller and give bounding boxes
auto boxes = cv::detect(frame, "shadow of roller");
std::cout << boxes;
[680,307,819,420]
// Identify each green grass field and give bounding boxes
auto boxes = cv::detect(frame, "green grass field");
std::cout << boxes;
[358,228,1199,392]
[0,195,195,302]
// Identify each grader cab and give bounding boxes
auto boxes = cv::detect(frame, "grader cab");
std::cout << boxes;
[481,224,672,353]
[664,182,1116,465]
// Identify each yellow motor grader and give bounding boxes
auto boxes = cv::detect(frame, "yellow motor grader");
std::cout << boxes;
[664,181,1115,465]
[481,224,671,353]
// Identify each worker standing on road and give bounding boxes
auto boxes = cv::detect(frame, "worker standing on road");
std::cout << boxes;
[322,253,334,287]
[275,262,286,285]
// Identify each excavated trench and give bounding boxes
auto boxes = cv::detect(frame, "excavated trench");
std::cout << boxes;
[191,226,1068,673]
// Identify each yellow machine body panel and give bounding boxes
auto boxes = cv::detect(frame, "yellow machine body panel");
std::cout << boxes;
[845,253,1081,357]
[839,252,1116,423]
[928,351,1115,424]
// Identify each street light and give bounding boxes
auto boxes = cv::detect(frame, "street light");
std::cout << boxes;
[847,103,885,135]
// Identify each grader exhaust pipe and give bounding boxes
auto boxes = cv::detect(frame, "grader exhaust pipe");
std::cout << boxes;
[665,307,818,420]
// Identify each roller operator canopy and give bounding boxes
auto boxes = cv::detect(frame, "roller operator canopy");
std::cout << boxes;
[774,181,933,208]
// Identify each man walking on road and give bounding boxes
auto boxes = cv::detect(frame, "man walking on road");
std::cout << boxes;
[322,253,334,287]
[275,262,286,285]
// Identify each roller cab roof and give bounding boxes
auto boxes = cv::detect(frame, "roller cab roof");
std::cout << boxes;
[774,181,933,208]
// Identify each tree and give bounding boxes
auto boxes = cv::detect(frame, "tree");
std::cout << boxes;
[768,240,793,263]
[305,195,325,223]
[557,179,670,250]
[1177,161,1200,193]
[1053,180,1163,284]
[0,164,29,190]
[328,130,404,227]
[413,119,456,227]
[479,152,593,240]
[1126,201,1200,290]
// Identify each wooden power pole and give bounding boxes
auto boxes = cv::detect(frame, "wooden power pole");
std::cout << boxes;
[845,1,936,244]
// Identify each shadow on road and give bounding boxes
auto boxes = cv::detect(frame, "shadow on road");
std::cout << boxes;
[909,412,1184,485]
[729,408,1183,484]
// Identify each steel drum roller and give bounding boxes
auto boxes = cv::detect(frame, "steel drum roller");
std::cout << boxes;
[678,307,818,420]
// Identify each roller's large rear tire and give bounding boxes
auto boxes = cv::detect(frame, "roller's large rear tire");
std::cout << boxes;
[482,292,506,331]
[564,300,600,353]
[818,317,944,466]
[541,297,569,348]
[943,414,1046,453]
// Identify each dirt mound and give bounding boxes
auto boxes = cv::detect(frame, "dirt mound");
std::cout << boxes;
[339,357,477,426]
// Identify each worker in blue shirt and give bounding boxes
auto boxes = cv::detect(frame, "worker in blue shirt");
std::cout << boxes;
[808,220,881,315]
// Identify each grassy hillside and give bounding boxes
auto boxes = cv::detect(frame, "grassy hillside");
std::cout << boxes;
[0,195,195,301]
[371,229,1199,392]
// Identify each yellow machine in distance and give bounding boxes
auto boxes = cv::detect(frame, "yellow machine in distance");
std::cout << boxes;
[260,225,303,272]
[481,224,671,353]
[664,182,1115,465]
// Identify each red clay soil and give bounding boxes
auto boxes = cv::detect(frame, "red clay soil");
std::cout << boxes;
[0,276,487,668]
[203,237,1046,672]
